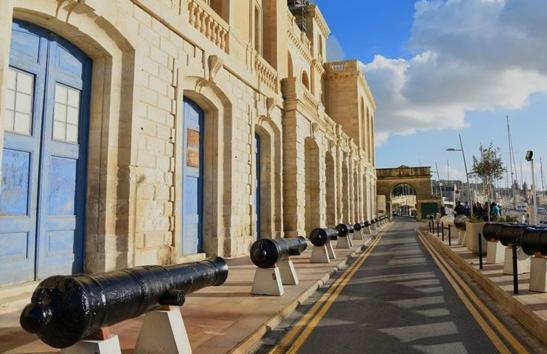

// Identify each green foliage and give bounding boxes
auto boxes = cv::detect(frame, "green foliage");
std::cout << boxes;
[467,215,485,223]
[472,143,505,181]
[498,215,519,223]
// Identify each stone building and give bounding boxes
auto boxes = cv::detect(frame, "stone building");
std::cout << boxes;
[0,0,377,286]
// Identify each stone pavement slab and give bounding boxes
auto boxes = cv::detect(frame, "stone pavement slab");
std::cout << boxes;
[0,235,377,354]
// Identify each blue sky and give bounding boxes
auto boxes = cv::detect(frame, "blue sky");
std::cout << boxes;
[315,0,547,187]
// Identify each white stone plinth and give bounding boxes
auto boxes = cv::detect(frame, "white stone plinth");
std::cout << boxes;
[486,241,505,264]
[311,245,330,263]
[251,266,284,296]
[135,307,192,354]
[326,240,336,259]
[337,236,351,249]
[503,247,531,275]
[278,259,298,285]
[530,256,547,293]
[60,335,122,354]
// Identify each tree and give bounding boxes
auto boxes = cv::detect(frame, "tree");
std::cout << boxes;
[472,143,505,202]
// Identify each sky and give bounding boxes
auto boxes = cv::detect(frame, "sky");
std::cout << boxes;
[315,0,547,189]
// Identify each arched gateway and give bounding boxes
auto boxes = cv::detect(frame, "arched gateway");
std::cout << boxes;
[376,166,441,220]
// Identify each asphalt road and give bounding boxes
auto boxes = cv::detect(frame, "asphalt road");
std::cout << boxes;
[283,219,503,353]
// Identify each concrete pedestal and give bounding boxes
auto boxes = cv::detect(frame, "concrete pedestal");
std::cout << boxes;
[530,256,547,293]
[326,240,336,259]
[353,230,364,241]
[135,307,192,354]
[251,266,284,296]
[503,247,531,275]
[486,241,505,264]
[278,259,298,285]
[60,335,122,354]
[363,227,372,235]
[466,222,486,254]
[310,245,330,263]
[337,236,351,249]
[457,230,466,246]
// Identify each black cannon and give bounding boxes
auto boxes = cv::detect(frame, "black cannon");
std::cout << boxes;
[498,224,527,247]
[482,223,505,242]
[354,223,363,231]
[20,258,229,349]
[336,223,354,237]
[364,220,371,227]
[250,237,308,268]
[454,215,467,231]
[309,228,338,247]
[521,228,547,256]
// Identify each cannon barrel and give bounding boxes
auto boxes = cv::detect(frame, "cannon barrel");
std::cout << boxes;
[309,228,339,247]
[521,228,547,256]
[20,258,228,348]
[498,224,527,247]
[454,216,467,231]
[482,223,505,242]
[336,224,354,237]
[354,223,363,231]
[364,220,371,227]
[250,237,308,268]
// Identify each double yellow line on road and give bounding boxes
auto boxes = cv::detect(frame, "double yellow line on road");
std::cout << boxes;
[270,226,389,353]
[418,231,529,354]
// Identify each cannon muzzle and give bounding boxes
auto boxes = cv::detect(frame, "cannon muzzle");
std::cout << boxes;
[20,258,228,348]
[309,228,338,246]
[336,224,354,236]
[250,237,307,268]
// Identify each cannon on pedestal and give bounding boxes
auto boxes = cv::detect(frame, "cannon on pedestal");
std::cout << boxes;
[482,223,507,264]
[336,224,354,249]
[309,228,338,263]
[353,222,365,241]
[362,220,373,235]
[250,237,308,296]
[20,258,229,352]
[521,228,547,292]
[498,225,531,295]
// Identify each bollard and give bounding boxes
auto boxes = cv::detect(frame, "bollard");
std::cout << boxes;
[437,221,440,236]
[441,224,445,242]
[448,225,452,246]
[512,244,519,295]
[478,232,484,270]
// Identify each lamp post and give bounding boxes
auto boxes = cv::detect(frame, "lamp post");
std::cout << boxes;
[446,134,473,207]
[526,150,538,225]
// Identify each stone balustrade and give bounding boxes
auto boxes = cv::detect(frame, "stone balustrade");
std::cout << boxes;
[187,0,229,52]
[255,55,279,92]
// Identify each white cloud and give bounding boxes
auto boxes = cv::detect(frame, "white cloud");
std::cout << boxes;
[362,0,547,145]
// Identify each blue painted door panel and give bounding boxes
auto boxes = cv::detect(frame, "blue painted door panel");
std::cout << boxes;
[182,99,203,255]
[0,20,91,285]
[254,134,261,240]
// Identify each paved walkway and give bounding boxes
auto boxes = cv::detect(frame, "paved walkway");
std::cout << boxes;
[0,235,370,354]
[267,219,527,353]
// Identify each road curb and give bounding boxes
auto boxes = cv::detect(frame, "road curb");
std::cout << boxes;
[419,229,547,347]
[228,231,384,354]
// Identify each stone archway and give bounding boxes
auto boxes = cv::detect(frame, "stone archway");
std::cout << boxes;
[377,166,441,220]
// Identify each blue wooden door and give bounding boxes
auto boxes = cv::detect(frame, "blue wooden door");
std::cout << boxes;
[254,134,261,240]
[182,99,204,255]
[0,21,91,285]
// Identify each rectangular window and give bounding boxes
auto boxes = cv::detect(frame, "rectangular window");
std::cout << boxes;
[53,83,80,143]
[6,67,34,136]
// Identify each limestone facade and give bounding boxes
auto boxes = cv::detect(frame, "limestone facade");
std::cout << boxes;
[0,0,377,279]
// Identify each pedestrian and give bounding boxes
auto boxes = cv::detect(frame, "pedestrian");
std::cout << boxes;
[464,202,471,216]
[490,202,500,221]
[454,201,464,216]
